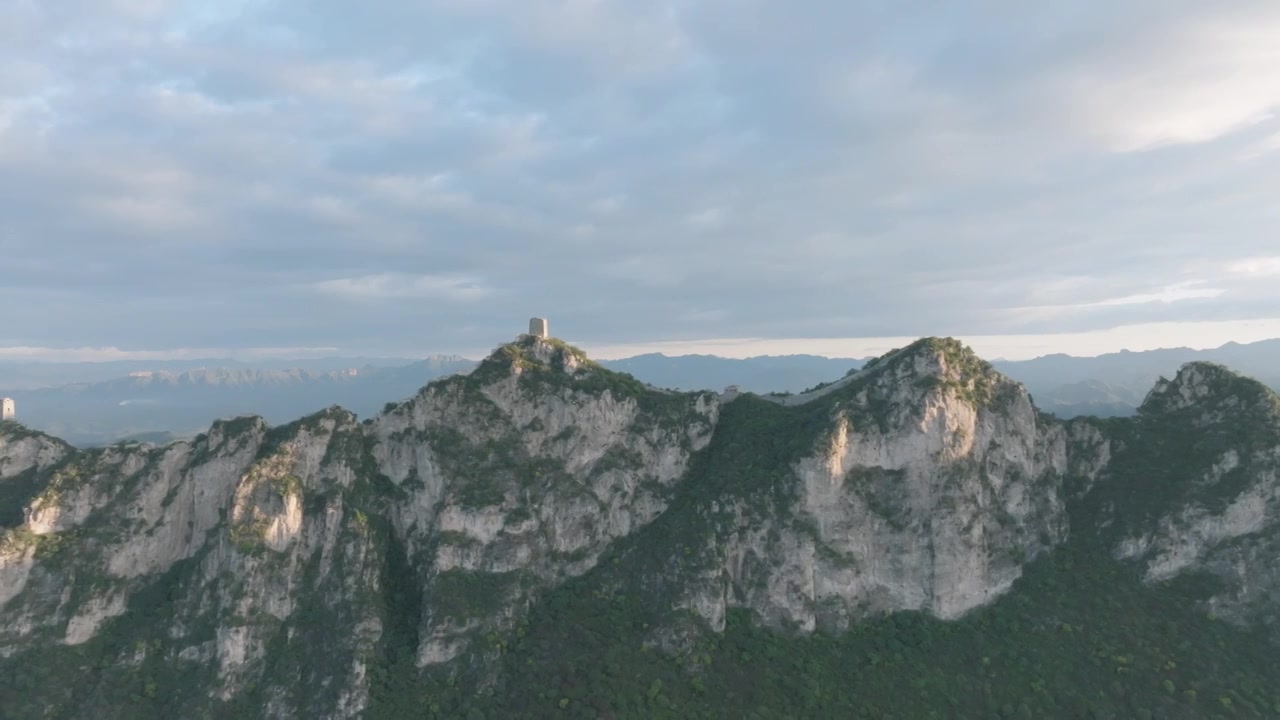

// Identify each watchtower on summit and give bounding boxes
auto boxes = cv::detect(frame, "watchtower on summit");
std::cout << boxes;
[528,317,549,338]
[1,398,14,420]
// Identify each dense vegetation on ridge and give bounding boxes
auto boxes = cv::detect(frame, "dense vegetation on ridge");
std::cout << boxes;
[382,362,1280,720]
[2,338,1280,719]
[415,543,1280,719]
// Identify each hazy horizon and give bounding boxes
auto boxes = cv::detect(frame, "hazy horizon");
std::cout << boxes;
[4,317,1280,365]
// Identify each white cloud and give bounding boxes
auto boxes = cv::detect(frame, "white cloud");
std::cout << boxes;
[583,318,1280,362]
[5,1,1280,355]
[589,194,626,215]
[0,345,341,362]
[1228,257,1280,278]
[686,207,725,230]
[308,273,493,301]
[1062,5,1280,152]
[1087,281,1225,307]
[1000,282,1226,325]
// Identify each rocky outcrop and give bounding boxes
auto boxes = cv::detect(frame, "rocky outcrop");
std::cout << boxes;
[0,410,388,716]
[1106,362,1280,641]
[1,419,266,650]
[370,337,719,666]
[667,339,1106,639]
[0,422,71,481]
[0,337,721,716]
[3,340,1279,718]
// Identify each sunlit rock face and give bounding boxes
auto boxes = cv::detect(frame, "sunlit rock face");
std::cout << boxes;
[0,337,720,714]
[3,339,1280,717]
[672,339,1102,637]
[369,337,719,666]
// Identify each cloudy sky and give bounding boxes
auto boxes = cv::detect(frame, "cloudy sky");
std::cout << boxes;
[2,0,1279,361]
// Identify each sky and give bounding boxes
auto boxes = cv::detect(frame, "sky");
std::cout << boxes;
[2,0,1279,363]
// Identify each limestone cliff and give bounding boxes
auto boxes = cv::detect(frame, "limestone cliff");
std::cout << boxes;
[0,410,390,717]
[1101,362,1280,642]
[1,337,1278,719]
[0,422,70,480]
[0,336,718,718]
[369,337,718,667]
[591,338,1110,651]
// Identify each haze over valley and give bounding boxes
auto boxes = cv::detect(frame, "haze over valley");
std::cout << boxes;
[6,338,1280,447]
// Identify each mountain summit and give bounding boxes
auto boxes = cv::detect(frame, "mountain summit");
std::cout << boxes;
[2,338,1279,718]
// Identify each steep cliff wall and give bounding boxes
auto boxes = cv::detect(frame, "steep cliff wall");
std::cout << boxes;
[0,411,392,717]
[2,338,1279,720]
[369,337,719,667]
[1100,362,1280,642]
[0,337,719,717]
[576,339,1110,653]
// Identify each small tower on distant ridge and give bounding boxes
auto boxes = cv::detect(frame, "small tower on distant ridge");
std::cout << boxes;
[1,398,14,420]
[528,317,549,339]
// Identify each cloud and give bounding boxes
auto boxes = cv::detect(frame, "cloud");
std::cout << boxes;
[1,1,1278,358]
[0,345,343,363]
[685,208,725,230]
[16,317,1280,364]
[1055,4,1280,152]
[1229,257,1280,278]
[308,273,494,301]
[1000,281,1229,326]
[1089,283,1225,307]
[584,318,1280,362]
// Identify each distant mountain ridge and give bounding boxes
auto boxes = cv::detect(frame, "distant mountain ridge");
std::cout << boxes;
[4,335,1280,718]
[5,339,1280,446]
[992,338,1280,418]
[0,357,477,445]
[0,355,425,390]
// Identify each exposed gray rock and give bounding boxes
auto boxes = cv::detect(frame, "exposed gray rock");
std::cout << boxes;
[3,340,1279,718]
[673,339,1104,637]
[370,338,719,666]
[1108,362,1280,641]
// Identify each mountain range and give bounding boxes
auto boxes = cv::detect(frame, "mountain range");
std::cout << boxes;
[0,357,476,446]
[5,339,1280,446]
[991,339,1280,418]
[0,356,424,391]
[2,334,1279,718]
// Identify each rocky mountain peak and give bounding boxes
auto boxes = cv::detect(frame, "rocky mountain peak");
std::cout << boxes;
[0,421,71,482]
[1140,361,1280,424]
[4,337,1280,718]
[469,335,594,383]
[931,337,994,375]
[841,336,1010,416]
[872,336,991,380]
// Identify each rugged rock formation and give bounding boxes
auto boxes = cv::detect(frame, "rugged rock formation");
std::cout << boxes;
[0,337,719,717]
[0,422,70,487]
[369,338,718,667]
[694,340,1091,630]
[1103,362,1280,641]
[585,338,1113,654]
[1,337,1278,718]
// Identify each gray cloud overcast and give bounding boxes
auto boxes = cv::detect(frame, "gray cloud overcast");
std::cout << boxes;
[2,0,1279,358]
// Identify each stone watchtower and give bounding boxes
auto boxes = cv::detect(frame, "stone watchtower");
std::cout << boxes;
[528,317,549,339]
[1,398,13,420]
